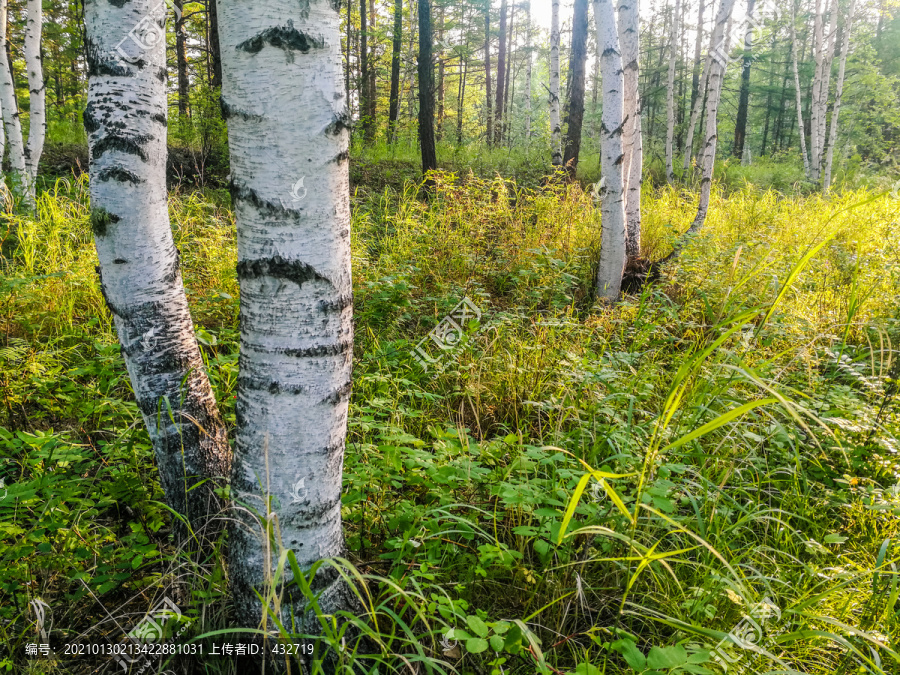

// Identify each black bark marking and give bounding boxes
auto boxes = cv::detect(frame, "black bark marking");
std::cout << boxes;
[317,293,353,313]
[614,153,626,166]
[322,379,352,405]
[114,258,128,264]
[280,340,353,358]
[325,110,352,135]
[85,37,136,76]
[602,47,620,57]
[288,494,342,524]
[90,208,120,236]
[156,68,167,83]
[237,256,329,289]
[83,106,101,134]
[93,133,151,161]
[236,20,325,54]
[220,97,265,122]
[329,150,350,164]
[237,374,306,395]
[97,167,144,184]
[151,113,167,127]
[107,0,129,6]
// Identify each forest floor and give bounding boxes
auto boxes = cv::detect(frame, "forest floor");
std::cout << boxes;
[1,157,900,674]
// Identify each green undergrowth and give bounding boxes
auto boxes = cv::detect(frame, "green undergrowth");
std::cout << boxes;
[1,171,899,674]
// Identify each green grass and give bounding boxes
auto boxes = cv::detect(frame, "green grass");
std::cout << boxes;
[1,166,899,674]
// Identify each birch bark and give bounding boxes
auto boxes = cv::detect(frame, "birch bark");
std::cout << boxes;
[617,0,641,257]
[665,0,681,181]
[83,0,230,543]
[217,0,355,625]
[593,0,626,300]
[24,0,45,193]
[0,0,28,205]
[823,0,853,191]
[550,0,562,166]
[791,0,811,177]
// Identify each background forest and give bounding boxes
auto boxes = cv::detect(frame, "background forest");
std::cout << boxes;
[0,0,899,674]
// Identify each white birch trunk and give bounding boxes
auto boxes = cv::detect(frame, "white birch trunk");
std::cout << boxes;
[689,0,736,234]
[790,0,811,178]
[823,0,853,191]
[666,0,681,182]
[525,0,532,141]
[593,0,626,300]
[618,0,641,258]
[83,0,230,542]
[550,0,562,166]
[217,0,355,627]
[809,0,824,180]
[0,0,29,205]
[683,58,709,172]
[24,0,45,194]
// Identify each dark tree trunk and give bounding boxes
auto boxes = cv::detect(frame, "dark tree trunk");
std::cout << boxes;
[437,5,445,140]
[690,0,705,114]
[493,0,507,145]
[360,0,373,141]
[175,0,190,117]
[503,1,514,143]
[760,38,777,156]
[419,0,438,177]
[732,0,756,157]
[368,0,377,131]
[562,0,588,174]
[484,5,493,144]
[457,6,470,146]
[388,0,402,142]
[207,0,222,88]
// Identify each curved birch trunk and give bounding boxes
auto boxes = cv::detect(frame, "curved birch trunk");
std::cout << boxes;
[665,0,681,182]
[0,0,29,206]
[593,0,626,300]
[24,0,45,195]
[689,0,737,234]
[823,0,854,191]
[550,0,562,166]
[83,0,230,543]
[790,0,811,178]
[617,0,641,258]
[217,0,354,627]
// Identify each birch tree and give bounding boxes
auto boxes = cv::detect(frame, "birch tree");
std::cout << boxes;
[665,0,681,182]
[617,0,642,258]
[810,0,838,181]
[217,0,355,625]
[688,0,737,234]
[0,0,28,205]
[24,0,46,194]
[563,0,589,174]
[732,0,756,161]
[524,0,532,141]
[550,0,562,166]
[790,0,811,178]
[83,0,230,541]
[823,0,854,191]
[593,0,627,300]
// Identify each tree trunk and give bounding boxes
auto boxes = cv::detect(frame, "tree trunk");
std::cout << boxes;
[524,0,532,141]
[562,0,589,174]
[457,5,470,145]
[494,0,506,145]
[683,57,709,171]
[83,0,230,545]
[360,0,373,141]
[689,0,737,234]
[419,0,438,176]
[368,0,377,132]
[666,0,681,181]
[484,5,493,144]
[550,0,562,165]
[810,0,837,181]
[732,0,756,159]
[690,0,706,119]
[437,6,445,140]
[503,2,514,143]
[592,0,626,300]
[218,0,354,627]
[175,0,190,117]
[24,0,45,195]
[617,0,641,258]
[823,0,854,191]
[759,33,776,156]
[0,0,28,206]
[208,0,223,88]
[388,0,402,142]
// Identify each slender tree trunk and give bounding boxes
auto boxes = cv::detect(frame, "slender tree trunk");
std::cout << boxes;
[368,0,377,131]
[494,0,507,145]
[23,0,45,193]
[175,0,190,117]
[592,0,626,300]
[590,25,599,139]
[484,4,493,144]
[0,0,27,206]
[760,44,775,156]
[617,0,641,258]
[823,0,854,191]
[503,2,514,143]
[419,0,438,175]
[690,0,705,117]
[388,0,402,142]
[457,5,470,145]
[83,0,230,545]
[790,0,810,176]
[550,0,562,165]
[524,0,532,141]
[732,0,755,159]
[437,6,445,141]
[360,0,372,141]
[810,0,837,181]
[345,0,352,107]
[562,0,589,174]
[683,57,709,171]
[218,0,354,627]
[689,0,737,234]
[666,0,681,181]
[208,0,223,88]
